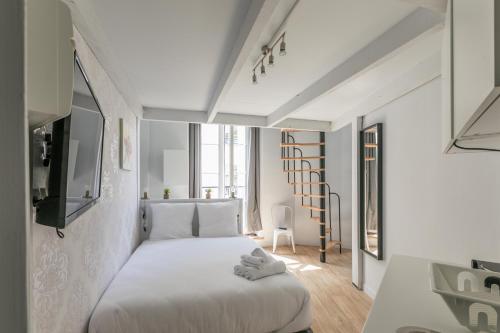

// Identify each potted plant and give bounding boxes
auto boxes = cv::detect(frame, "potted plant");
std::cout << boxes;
[142,188,149,200]
[163,188,171,200]
[205,188,212,199]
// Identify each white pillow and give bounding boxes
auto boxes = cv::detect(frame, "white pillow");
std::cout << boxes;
[149,203,195,240]
[197,201,239,237]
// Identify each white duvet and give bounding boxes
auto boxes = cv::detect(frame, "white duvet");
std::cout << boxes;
[89,237,312,333]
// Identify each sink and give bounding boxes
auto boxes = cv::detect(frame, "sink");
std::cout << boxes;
[430,262,500,333]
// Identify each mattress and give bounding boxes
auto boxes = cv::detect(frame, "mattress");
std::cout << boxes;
[89,237,312,333]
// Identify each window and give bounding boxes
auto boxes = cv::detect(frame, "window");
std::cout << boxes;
[201,124,248,200]
[224,125,247,199]
[201,124,221,198]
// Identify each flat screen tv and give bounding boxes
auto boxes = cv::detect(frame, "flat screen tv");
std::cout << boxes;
[32,54,105,231]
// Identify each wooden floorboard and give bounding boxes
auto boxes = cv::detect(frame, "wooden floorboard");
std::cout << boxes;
[264,245,372,333]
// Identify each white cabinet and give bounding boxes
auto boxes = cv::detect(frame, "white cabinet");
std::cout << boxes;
[442,0,500,152]
[27,0,74,128]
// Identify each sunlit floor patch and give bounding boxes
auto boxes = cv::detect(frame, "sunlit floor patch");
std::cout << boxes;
[270,253,323,272]
[299,264,321,272]
[270,254,300,265]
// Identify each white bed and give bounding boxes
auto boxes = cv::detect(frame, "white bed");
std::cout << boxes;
[89,236,312,333]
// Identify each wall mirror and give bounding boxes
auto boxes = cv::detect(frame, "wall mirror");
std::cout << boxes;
[360,123,383,260]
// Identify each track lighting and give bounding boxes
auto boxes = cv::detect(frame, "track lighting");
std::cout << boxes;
[279,38,286,56]
[251,32,287,84]
[268,52,275,66]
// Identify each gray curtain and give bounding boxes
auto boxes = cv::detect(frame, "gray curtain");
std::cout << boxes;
[246,127,262,233]
[188,123,201,198]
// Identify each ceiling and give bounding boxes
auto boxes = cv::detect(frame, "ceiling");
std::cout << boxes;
[77,0,251,111]
[291,25,443,123]
[68,0,445,130]
[220,0,417,116]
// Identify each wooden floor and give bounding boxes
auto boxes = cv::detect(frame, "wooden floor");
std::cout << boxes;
[264,245,372,333]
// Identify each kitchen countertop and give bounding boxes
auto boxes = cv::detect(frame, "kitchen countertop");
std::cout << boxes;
[363,255,471,333]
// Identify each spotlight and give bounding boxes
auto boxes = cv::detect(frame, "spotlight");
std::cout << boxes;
[268,52,275,67]
[279,38,286,56]
[251,32,288,83]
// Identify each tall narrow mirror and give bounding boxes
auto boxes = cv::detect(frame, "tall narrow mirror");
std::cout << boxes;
[360,123,383,260]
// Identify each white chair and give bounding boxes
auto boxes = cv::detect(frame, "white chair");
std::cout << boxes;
[272,205,295,254]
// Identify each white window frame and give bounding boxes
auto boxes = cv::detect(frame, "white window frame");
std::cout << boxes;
[201,124,248,199]
[218,125,225,195]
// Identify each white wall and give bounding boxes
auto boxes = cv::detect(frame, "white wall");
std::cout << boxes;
[0,0,29,331]
[326,125,353,249]
[361,78,500,298]
[140,120,188,199]
[259,128,295,246]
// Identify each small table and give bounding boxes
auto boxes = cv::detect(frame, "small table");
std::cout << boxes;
[363,255,471,333]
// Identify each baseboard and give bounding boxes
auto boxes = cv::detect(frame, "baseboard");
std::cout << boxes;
[362,283,377,299]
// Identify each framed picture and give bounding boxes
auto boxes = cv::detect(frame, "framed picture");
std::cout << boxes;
[119,118,133,171]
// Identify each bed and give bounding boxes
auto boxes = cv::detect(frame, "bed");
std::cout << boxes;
[89,200,312,333]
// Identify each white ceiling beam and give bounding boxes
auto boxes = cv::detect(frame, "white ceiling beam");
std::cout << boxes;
[399,0,447,13]
[143,107,207,123]
[213,113,267,127]
[301,19,443,127]
[143,107,268,128]
[143,106,331,131]
[206,0,281,123]
[274,119,332,132]
[266,8,444,127]
[330,51,441,132]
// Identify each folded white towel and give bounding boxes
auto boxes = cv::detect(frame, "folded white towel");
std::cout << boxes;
[240,260,262,269]
[235,261,287,281]
[240,254,266,265]
[234,265,245,275]
[234,248,286,280]
[241,261,262,269]
[251,248,267,258]
[240,248,273,269]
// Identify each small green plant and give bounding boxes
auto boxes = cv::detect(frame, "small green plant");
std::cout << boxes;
[206,188,212,193]
[163,188,171,199]
[205,188,212,199]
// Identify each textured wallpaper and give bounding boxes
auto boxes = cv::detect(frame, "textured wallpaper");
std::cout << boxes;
[30,29,141,333]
